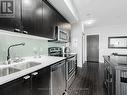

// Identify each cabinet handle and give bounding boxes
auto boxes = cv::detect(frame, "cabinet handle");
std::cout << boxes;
[14,28,21,32]
[23,75,30,80]
[23,31,28,34]
[32,72,38,76]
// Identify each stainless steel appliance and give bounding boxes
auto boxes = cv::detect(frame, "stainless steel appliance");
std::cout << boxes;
[48,47,77,89]
[66,55,77,89]
[48,47,62,56]
[49,26,69,43]
[51,60,66,95]
[55,26,68,42]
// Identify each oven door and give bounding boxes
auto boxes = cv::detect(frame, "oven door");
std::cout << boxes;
[66,56,76,80]
[68,60,75,76]
[66,56,76,89]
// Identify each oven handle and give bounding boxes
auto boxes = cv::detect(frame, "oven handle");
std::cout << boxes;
[52,62,65,71]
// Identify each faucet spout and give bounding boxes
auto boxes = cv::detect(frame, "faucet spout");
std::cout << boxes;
[7,43,25,63]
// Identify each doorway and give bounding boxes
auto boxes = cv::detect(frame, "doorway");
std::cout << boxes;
[87,35,99,62]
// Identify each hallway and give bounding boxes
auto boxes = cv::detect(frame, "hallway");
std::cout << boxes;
[68,62,107,95]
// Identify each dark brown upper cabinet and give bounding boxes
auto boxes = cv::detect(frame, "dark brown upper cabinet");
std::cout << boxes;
[55,10,71,33]
[22,0,43,35]
[22,0,36,35]
[42,1,71,39]
[0,0,70,39]
[22,0,57,39]
[42,1,57,39]
[34,0,43,37]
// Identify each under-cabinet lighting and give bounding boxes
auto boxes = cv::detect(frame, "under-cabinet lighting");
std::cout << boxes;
[0,29,52,41]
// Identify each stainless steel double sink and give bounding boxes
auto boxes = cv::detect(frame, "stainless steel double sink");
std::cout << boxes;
[0,61,41,77]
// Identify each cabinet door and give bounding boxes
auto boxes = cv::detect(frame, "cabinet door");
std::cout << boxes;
[22,0,37,35]
[22,0,43,36]
[31,67,51,95]
[56,12,66,28]
[34,0,43,37]
[42,1,57,39]
[0,76,31,95]
[0,0,21,32]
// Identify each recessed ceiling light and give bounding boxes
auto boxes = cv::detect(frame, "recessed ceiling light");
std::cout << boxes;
[83,19,96,25]
[23,0,32,6]
[86,13,92,17]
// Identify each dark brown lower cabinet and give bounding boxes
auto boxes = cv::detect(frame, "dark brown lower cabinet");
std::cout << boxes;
[0,75,31,95]
[0,67,51,95]
[31,67,51,95]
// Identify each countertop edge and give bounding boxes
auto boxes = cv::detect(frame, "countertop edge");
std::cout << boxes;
[0,56,66,86]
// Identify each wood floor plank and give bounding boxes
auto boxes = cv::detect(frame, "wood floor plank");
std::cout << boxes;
[68,62,107,95]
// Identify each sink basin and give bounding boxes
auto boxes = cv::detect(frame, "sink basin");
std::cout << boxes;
[0,62,41,77]
[0,67,20,77]
[12,61,41,70]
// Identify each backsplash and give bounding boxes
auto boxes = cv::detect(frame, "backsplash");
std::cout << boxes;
[0,30,65,64]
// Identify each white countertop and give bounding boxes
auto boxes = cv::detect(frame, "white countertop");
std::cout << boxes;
[0,55,66,85]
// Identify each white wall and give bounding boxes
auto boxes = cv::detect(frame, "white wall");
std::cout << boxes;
[71,22,84,67]
[84,24,127,63]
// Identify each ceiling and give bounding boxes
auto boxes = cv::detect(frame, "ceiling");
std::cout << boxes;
[48,0,79,23]
[48,0,127,27]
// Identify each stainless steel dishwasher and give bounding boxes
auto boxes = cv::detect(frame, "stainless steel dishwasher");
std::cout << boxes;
[51,60,66,95]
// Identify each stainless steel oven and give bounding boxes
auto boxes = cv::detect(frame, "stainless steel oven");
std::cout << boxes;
[66,55,77,88]
[67,57,75,77]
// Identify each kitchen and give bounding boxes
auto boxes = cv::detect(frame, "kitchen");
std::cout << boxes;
[0,0,127,95]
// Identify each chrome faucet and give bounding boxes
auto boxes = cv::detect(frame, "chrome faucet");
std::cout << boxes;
[7,43,25,64]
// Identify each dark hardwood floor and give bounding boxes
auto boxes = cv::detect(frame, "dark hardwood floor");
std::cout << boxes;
[68,62,107,95]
